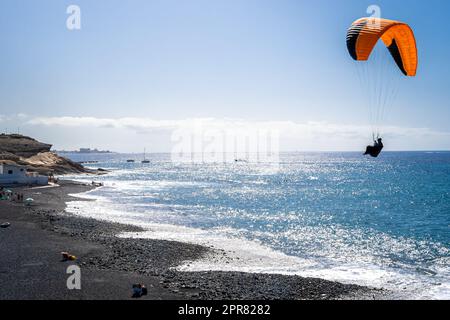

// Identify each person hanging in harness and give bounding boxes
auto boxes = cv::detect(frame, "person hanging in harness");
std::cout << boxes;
[364,137,384,158]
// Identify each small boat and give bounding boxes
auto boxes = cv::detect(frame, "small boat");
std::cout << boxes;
[127,159,135,163]
[141,148,150,164]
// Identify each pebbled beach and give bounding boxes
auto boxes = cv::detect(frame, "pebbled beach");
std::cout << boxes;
[0,181,382,300]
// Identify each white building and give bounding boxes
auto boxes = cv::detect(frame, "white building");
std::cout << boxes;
[0,163,48,186]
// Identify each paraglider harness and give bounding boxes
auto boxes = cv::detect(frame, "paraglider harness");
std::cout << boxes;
[364,135,384,158]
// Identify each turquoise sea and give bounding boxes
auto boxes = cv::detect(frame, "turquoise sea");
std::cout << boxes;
[64,152,450,299]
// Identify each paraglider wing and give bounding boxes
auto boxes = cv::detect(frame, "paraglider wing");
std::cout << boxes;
[346,18,418,76]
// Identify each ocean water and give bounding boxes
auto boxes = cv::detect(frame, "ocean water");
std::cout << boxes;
[63,152,450,299]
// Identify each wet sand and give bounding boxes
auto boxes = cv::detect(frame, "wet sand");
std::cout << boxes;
[0,181,382,300]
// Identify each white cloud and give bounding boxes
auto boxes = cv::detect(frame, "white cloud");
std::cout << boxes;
[21,115,450,152]
[28,116,186,131]
[26,116,450,139]
[0,113,29,123]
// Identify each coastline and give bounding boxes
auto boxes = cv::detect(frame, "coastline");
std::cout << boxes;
[0,180,383,300]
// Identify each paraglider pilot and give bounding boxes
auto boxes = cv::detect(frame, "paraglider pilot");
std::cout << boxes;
[364,137,384,158]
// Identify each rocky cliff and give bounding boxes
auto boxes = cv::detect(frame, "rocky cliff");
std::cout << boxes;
[0,134,52,157]
[0,134,101,175]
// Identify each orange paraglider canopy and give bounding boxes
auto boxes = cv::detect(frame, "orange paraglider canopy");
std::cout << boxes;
[347,17,418,76]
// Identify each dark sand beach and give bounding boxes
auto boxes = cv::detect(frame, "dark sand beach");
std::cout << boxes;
[0,181,382,300]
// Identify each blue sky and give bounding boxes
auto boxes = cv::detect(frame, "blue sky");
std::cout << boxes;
[0,0,449,152]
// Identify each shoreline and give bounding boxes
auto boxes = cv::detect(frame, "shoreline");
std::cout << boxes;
[0,180,383,300]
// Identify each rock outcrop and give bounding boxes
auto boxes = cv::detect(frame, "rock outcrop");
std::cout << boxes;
[0,134,102,175]
[0,134,52,158]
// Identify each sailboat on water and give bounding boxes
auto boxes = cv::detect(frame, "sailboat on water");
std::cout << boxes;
[141,148,150,163]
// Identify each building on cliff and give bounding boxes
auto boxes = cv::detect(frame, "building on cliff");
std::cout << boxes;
[0,163,48,186]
